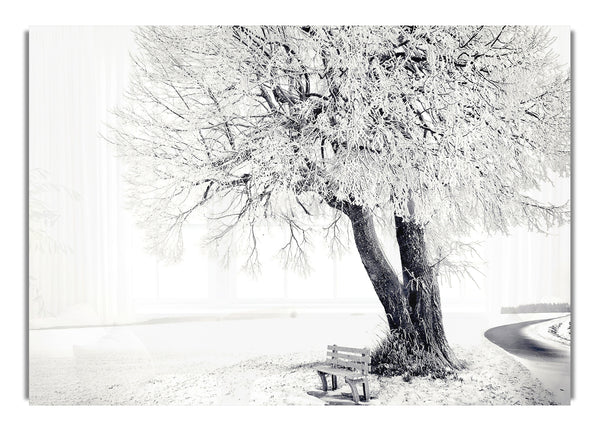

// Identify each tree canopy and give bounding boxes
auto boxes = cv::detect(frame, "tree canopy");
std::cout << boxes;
[112,25,570,268]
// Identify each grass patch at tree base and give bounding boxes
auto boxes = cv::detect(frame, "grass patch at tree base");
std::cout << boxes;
[370,330,464,381]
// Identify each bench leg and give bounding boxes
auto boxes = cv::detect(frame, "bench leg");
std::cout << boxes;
[363,380,370,402]
[332,375,338,390]
[317,371,328,391]
[345,378,360,404]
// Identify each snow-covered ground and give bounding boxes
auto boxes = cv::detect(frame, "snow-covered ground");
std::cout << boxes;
[519,314,571,347]
[29,312,557,405]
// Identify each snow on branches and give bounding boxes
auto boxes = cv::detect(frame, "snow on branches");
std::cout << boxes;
[110,25,570,270]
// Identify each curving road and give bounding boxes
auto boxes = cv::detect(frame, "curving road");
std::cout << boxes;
[484,317,571,404]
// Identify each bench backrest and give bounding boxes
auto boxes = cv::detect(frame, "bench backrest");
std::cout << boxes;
[326,345,371,375]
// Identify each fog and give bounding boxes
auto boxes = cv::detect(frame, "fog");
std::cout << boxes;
[29,26,570,329]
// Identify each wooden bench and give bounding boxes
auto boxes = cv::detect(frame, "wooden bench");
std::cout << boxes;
[316,345,371,404]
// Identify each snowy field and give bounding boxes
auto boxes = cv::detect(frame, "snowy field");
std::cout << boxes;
[29,312,559,405]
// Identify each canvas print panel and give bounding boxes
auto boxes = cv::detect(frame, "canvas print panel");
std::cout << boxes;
[29,25,570,405]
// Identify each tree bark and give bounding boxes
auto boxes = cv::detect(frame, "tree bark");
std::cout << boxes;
[394,216,459,368]
[341,203,413,330]
[332,199,459,371]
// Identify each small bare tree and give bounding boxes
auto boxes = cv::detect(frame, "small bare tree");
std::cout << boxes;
[111,26,569,375]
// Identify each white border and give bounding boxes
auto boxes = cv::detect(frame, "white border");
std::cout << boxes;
[2,1,597,429]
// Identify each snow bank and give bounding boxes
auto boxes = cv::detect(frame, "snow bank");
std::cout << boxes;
[549,316,571,342]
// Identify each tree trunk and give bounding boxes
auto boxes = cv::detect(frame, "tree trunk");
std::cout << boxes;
[337,201,460,373]
[342,203,413,330]
[394,216,459,368]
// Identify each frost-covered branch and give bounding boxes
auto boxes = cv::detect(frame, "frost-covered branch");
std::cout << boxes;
[110,25,570,270]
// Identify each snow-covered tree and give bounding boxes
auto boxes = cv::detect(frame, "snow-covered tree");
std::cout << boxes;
[111,26,569,375]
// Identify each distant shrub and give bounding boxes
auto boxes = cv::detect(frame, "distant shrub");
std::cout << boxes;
[501,303,570,314]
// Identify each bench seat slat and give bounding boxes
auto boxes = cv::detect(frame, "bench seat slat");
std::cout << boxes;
[316,366,367,380]
[328,358,370,372]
